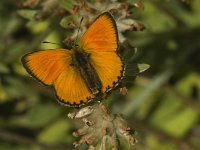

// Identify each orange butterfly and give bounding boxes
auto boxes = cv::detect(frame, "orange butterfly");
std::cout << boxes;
[21,12,125,107]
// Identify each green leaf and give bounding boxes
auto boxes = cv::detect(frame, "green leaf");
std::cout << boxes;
[0,63,9,73]
[59,16,74,29]
[26,20,49,33]
[4,76,36,99]
[176,73,200,98]
[58,0,77,11]
[11,103,62,128]
[37,119,72,144]
[138,63,150,73]
[146,134,176,150]
[150,97,199,138]
[17,9,37,20]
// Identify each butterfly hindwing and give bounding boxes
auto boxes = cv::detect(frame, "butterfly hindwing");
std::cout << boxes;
[53,60,95,106]
[22,49,94,106]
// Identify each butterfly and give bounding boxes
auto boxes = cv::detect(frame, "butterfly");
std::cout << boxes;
[21,12,125,107]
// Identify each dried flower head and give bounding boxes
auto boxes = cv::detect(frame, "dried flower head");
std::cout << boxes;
[68,103,137,149]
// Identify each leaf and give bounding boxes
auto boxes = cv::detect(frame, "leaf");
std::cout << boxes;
[37,119,72,144]
[17,9,37,20]
[4,76,36,99]
[59,16,74,29]
[0,63,9,73]
[150,97,199,138]
[176,73,200,98]
[26,20,49,33]
[58,0,77,11]
[146,134,176,150]
[11,103,62,128]
[138,63,150,73]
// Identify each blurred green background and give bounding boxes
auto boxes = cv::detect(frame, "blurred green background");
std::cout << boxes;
[0,0,200,150]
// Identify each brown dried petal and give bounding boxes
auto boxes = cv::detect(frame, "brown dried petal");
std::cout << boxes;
[132,2,145,10]
[68,106,94,119]
[119,87,128,95]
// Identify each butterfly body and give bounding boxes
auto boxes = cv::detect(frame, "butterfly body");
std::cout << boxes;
[22,12,125,107]
[71,47,102,95]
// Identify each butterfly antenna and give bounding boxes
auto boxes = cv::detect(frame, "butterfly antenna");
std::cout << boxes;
[74,17,84,46]
[42,41,61,46]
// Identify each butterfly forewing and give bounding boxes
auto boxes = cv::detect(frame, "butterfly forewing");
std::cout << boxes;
[80,12,118,52]
[22,49,71,85]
